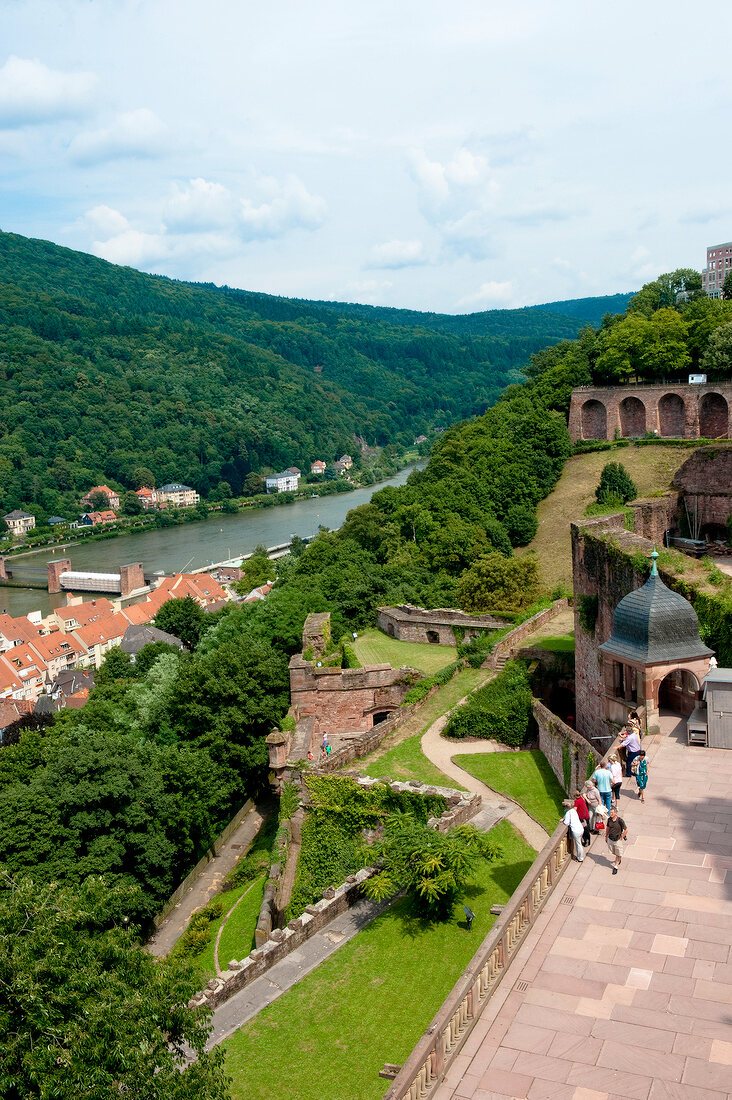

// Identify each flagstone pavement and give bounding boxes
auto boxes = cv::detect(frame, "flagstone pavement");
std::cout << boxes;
[434,715,732,1100]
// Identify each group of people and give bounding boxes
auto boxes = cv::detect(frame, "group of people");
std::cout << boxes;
[561,711,649,876]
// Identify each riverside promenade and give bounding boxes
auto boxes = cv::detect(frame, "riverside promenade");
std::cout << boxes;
[433,716,732,1100]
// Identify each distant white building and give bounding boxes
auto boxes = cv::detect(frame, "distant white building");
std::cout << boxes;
[4,510,35,538]
[157,483,200,507]
[265,471,300,493]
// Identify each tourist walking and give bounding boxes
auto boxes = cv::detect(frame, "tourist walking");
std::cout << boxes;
[583,780,601,832]
[609,754,623,805]
[606,807,628,874]
[593,761,613,812]
[619,722,642,777]
[573,789,591,847]
[562,800,585,862]
[634,750,648,803]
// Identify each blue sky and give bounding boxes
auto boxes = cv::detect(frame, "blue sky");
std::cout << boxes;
[2,0,731,312]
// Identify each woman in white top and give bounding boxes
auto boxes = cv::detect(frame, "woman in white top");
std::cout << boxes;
[562,800,584,862]
[609,754,623,806]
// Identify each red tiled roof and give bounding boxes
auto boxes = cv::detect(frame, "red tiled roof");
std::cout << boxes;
[73,613,128,648]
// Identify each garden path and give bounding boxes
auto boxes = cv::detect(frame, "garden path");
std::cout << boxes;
[148,801,272,958]
[420,715,548,851]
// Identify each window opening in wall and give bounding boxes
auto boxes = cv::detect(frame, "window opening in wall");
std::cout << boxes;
[426,630,440,644]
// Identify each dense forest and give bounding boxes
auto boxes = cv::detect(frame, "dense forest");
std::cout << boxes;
[0,231,592,520]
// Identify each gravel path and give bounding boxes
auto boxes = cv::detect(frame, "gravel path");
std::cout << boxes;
[420,712,548,852]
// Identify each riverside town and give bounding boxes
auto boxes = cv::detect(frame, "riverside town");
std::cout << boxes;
[1,11,732,1100]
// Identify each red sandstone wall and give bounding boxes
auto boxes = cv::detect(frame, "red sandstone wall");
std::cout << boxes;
[568,384,732,443]
[289,656,416,737]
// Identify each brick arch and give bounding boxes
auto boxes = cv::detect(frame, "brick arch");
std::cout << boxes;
[699,392,729,438]
[657,668,700,717]
[658,392,686,438]
[581,399,607,440]
[619,395,646,437]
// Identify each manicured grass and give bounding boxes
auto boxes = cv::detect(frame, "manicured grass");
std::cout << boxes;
[223,821,535,1100]
[533,634,575,653]
[357,667,488,789]
[216,875,267,972]
[195,876,265,975]
[363,732,462,789]
[352,627,457,676]
[453,750,567,833]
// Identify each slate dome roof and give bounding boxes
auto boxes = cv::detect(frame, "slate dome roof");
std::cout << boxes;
[598,552,713,665]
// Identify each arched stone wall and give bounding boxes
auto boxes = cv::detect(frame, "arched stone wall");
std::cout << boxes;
[658,392,686,437]
[581,399,607,440]
[619,395,646,437]
[657,668,700,717]
[700,392,729,438]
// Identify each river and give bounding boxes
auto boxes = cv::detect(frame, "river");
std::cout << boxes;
[2,465,423,618]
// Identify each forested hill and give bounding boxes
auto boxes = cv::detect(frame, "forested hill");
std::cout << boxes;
[528,293,634,326]
[1,230,585,514]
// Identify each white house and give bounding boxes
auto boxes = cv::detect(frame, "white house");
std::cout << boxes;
[157,483,200,507]
[265,471,300,493]
[4,510,35,538]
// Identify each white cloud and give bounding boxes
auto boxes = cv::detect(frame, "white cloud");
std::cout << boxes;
[0,56,96,127]
[369,239,426,269]
[165,174,326,240]
[82,205,131,238]
[68,108,168,164]
[341,279,393,305]
[92,228,167,268]
[457,281,514,309]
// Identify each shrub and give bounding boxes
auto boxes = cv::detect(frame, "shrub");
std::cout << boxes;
[442,660,533,747]
[577,594,598,634]
[595,462,637,505]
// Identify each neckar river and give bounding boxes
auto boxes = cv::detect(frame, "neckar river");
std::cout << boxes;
[3,464,423,618]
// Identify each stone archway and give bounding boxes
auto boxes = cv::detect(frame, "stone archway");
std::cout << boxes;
[658,669,699,717]
[658,392,686,438]
[581,399,607,440]
[619,395,646,437]
[700,392,729,438]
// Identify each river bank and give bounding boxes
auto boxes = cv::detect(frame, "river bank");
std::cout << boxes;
[1,463,425,618]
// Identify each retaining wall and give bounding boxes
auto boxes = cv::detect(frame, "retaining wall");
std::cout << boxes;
[533,699,596,794]
[152,798,253,929]
[484,598,570,670]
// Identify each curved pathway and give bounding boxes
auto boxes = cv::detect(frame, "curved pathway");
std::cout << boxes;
[421,710,548,852]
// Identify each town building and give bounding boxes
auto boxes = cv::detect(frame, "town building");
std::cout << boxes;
[338,454,353,469]
[81,485,120,511]
[701,240,732,298]
[4,510,35,538]
[265,470,300,493]
[79,510,117,527]
[284,466,301,477]
[157,483,200,507]
[310,460,326,475]
[135,486,158,508]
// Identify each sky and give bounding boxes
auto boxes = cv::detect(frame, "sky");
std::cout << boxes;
[2,0,732,313]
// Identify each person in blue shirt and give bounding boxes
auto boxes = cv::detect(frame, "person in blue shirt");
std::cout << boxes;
[593,761,613,812]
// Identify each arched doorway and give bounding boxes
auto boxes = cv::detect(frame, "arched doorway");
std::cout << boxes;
[700,392,729,438]
[426,630,440,644]
[658,392,686,437]
[581,399,607,440]
[658,669,699,717]
[619,396,646,437]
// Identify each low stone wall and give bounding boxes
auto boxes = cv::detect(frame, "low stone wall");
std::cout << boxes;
[254,865,280,948]
[377,605,509,646]
[152,798,254,929]
[533,700,596,794]
[192,868,378,1010]
[353,776,481,834]
[485,598,569,670]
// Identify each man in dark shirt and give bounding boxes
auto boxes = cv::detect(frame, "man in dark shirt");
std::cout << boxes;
[606,807,628,875]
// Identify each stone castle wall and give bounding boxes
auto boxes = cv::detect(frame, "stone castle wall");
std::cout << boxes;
[289,656,416,738]
[568,383,732,443]
[377,605,508,646]
[534,700,596,795]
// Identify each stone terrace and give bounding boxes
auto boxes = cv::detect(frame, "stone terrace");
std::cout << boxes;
[434,717,732,1100]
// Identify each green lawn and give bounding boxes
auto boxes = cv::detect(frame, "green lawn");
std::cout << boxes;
[223,821,535,1100]
[196,875,267,975]
[363,732,464,789]
[533,634,575,653]
[352,627,457,676]
[453,750,567,833]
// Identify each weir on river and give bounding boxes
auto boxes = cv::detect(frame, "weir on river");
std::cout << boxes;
[1,465,422,618]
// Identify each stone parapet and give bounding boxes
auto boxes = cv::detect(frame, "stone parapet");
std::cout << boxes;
[377,605,510,645]
[483,598,569,670]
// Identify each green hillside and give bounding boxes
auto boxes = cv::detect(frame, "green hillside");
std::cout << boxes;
[528,292,634,326]
[0,231,588,517]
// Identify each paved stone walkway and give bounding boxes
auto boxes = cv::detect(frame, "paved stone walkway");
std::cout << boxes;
[421,717,549,851]
[148,801,272,957]
[434,717,732,1100]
